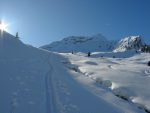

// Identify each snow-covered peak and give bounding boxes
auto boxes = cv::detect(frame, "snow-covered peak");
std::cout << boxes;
[57,33,108,45]
[113,36,145,52]
[41,34,112,52]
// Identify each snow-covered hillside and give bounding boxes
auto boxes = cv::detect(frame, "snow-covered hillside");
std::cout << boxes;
[0,31,51,113]
[41,34,145,53]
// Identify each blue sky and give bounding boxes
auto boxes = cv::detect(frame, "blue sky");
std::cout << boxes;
[0,0,150,47]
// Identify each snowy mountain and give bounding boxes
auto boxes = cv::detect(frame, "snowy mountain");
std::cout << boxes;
[41,34,115,52]
[113,36,145,52]
[41,34,146,53]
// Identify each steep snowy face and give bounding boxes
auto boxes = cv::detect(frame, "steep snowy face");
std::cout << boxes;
[41,34,114,52]
[113,36,145,52]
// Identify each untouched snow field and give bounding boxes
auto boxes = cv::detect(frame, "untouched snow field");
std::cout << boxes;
[0,31,149,113]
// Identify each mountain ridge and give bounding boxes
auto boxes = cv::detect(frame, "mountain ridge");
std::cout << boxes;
[41,34,146,53]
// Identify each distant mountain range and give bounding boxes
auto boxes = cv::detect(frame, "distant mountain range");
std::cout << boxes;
[41,34,146,53]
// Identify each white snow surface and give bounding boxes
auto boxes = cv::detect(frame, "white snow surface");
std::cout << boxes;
[60,52,150,112]
[0,31,50,113]
[0,31,149,113]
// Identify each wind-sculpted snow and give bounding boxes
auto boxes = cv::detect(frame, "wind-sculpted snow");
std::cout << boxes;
[60,52,150,113]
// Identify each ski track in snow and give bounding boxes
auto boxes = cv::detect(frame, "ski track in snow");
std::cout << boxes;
[45,53,59,113]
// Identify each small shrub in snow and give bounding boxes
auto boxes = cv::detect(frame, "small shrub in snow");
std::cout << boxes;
[71,51,74,54]
[95,78,103,84]
[148,61,150,66]
[95,78,112,87]
[102,80,112,87]
[113,56,116,58]
[88,52,91,57]
[16,32,19,39]
[71,67,78,72]
[68,65,79,72]
[141,45,150,53]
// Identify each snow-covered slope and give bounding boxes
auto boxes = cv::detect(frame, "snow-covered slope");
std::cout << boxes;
[41,34,146,53]
[41,34,114,52]
[113,36,145,52]
[0,31,50,113]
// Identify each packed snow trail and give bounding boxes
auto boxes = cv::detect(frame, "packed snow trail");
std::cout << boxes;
[45,66,52,113]
[45,53,58,113]
[47,52,137,113]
